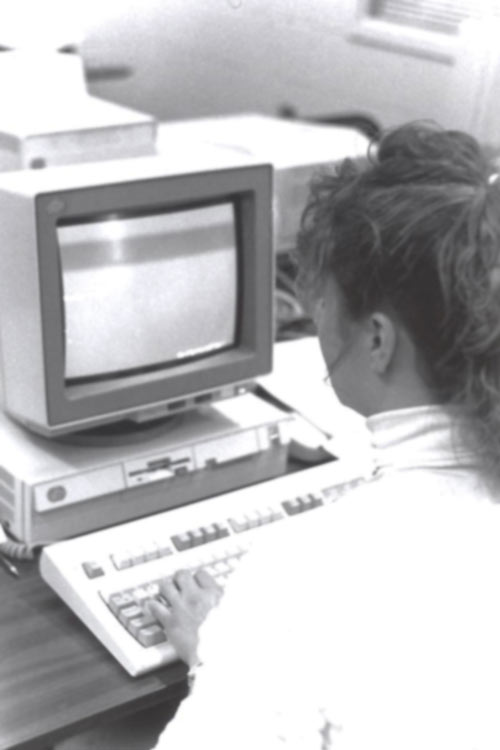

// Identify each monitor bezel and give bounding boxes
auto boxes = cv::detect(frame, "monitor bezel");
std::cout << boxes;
[35,164,273,432]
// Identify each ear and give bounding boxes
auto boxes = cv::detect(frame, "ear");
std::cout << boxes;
[367,312,397,375]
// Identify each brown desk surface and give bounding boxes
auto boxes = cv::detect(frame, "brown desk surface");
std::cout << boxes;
[0,558,188,750]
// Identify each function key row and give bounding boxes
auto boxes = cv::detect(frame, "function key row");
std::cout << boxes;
[228,506,283,532]
[282,493,324,516]
[111,541,173,571]
[82,491,330,579]
[82,541,173,579]
[171,522,229,551]
[169,491,329,552]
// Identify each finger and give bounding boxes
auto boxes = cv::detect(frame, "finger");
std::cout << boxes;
[194,568,223,593]
[145,597,171,626]
[160,577,181,605]
[173,569,200,597]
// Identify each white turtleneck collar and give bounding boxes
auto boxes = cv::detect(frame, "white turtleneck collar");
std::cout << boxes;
[364,405,477,476]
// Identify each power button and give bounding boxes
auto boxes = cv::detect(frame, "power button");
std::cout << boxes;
[47,485,67,503]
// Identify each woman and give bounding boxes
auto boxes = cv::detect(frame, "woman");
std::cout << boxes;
[151,123,500,749]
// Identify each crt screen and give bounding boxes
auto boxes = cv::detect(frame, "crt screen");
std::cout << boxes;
[58,203,238,381]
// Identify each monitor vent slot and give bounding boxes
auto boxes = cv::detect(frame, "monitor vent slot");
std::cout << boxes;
[0,480,15,509]
[194,393,214,404]
[0,465,14,490]
[167,399,187,412]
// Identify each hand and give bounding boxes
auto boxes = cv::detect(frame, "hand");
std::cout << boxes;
[146,568,224,667]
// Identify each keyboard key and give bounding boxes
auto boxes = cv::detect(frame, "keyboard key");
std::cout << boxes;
[196,522,230,543]
[189,529,205,546]
[111,551,134,570]
[143,582,161,598]
[308,493,324,509]
[212,560,230,575]
[322,486,341,503]
[202,523,219,542]
[232,546,247,560]
[131,586,152,605]
[245,511,262,529]
[118,604,144,626]
[228,516,249,533]
[128,614,157,639]
[129,546,148,565]
[282,498,303,516]
[259,507,275,524]
[82,561,105,579]
[171,532,192,551]
[155,541,173,558]
[143,543,161,561]
[107,591,136,614]
[137,624,167,647]
[213,523,230,540]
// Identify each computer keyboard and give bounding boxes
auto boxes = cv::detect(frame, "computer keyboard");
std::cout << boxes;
[40,460,364,676]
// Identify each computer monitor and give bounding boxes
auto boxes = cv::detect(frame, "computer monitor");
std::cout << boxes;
[0,155,273,436]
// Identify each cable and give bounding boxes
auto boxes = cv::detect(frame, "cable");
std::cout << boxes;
[0,525,37,560]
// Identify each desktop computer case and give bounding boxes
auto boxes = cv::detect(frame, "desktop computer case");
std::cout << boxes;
[0,393,292,546]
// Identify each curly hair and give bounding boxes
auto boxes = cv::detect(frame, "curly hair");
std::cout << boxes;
[294,122,500,476]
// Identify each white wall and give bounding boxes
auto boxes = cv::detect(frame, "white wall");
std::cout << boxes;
[81,0,500,145]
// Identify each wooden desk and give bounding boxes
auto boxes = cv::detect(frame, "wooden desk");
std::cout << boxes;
[0,558,188,750]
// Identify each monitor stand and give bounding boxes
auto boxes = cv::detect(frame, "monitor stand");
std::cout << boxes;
[58,413,187,448]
